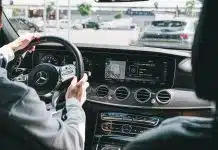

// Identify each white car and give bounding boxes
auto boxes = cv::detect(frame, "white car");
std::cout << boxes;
[59,19,70,29]
[99,17,136,30]
[72,17,92,30]
[135,17,198,49]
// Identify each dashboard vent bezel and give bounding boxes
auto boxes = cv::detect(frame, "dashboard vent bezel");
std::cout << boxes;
[156,90,171,104]
[114,86,130,101]
[134,88,151,103]
[96,85,109,97]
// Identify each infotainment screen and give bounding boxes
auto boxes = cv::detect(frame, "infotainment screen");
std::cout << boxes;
[105,58,170,86]
[105,61,126,79]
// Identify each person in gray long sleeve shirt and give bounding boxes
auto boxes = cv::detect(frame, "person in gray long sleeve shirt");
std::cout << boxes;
[0,4,89,149]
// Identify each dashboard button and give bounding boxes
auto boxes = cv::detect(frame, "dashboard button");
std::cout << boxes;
[112,124,123,132]
[102,116,122,121]
[101,122,112,131]
[122,124,132,134]
[122,115,133,121]
[133,116,159,126]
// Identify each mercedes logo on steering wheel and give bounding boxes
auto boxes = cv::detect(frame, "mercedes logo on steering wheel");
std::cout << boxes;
[35,71,48,85]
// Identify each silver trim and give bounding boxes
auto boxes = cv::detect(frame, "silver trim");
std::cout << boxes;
[156,90,172,104]
[134,88,151,103]
[96,85,109,97]
[114,86,130,101]
[35,71,49,85]
[75,43,191,57]
[87,99,214,110]
[171,59,177,88]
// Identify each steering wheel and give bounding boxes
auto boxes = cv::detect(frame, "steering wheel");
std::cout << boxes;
[13,36,84,110]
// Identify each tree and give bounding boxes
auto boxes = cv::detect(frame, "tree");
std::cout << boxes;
[114,12,122,19]
[77,3,92,16]
[154,1,159,10]
[46,1,55,19]
[12,8,21,16]
[10,0,14,5]
[185,0,196,16]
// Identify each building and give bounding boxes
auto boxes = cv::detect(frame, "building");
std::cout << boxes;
[3,0,202,19]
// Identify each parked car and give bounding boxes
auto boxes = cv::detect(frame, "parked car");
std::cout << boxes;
[99,17,137,30]
[82,21,100,29]
[134,17,198,49]
[72,17,94,30]
[9,17,44,32]
[59,19,71,29]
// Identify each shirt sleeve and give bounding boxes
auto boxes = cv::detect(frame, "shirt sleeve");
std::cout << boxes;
[0,45,15,63]
[6,80,86,150]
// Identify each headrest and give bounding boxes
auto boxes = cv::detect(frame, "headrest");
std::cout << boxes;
[192,0,218,101]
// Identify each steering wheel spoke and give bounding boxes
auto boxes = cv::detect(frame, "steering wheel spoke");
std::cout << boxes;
[59,64,76,83]
[12,74,28,83]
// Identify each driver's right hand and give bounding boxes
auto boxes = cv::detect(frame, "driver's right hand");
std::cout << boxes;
[65,73,89,106]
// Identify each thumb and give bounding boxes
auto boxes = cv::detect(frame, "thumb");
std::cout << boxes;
[70,76,77,87]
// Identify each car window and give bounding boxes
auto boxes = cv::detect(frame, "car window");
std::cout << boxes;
[3,0,202,50]
[151,21,187,27]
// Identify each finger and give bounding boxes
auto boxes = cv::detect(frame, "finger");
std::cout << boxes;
[24,33,35,41]
[24,33,40,41]
[83,82,89,89]
[70,76,77,87]
[31,46,36,52]
[33,33,40,39]
[77,73,88,86]
[28,46,35,53]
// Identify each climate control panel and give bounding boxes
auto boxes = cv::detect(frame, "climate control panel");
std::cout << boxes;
[94,112,163,136]
[93,112,164,150]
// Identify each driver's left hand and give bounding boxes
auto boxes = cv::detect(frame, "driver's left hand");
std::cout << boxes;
[7,33,40,53]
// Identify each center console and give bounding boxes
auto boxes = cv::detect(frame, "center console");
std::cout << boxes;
[92,112,164,150]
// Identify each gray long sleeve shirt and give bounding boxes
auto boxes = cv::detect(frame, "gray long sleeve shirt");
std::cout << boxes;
[0,45,86,150]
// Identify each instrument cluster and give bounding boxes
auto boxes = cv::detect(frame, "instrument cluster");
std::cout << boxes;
[39,54,74,66]
[37,53,93,73]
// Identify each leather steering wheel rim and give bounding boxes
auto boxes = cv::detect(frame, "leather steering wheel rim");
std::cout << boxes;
[21,35,84,80]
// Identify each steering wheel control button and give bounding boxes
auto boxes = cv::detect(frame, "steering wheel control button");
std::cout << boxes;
[60,64,76,81]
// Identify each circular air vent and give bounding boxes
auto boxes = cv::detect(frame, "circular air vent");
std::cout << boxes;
[134,88,151,103]
[96,85,109,97]
[115,86,130,101]
[156,90,171,104]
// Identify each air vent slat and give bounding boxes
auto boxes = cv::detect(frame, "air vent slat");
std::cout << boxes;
[115,87,130,101]
[96,85,109,97]
[156,90,171,104]
[135,88,151,103]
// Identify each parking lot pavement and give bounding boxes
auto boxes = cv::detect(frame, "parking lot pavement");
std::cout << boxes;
[18,28,140,46]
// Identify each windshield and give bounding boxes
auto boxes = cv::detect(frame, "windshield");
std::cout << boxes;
[3,0,201,50]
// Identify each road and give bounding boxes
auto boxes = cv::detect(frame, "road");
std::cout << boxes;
[19,28,140,46]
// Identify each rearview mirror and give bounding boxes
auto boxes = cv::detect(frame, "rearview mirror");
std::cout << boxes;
[95,0,148,2]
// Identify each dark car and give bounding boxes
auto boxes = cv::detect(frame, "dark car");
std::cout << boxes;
[82,21,100,30]
[9,17,44,32]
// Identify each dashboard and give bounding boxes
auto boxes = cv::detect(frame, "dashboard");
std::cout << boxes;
[9,44,213,150]
[9,44,212,109]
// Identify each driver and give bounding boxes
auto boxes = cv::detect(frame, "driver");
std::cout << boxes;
[0,1,89,150]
